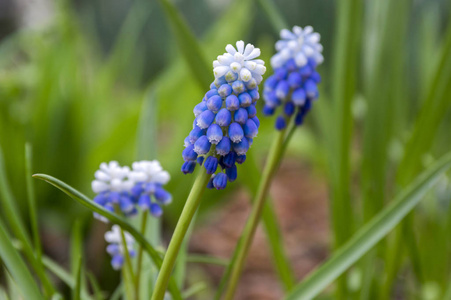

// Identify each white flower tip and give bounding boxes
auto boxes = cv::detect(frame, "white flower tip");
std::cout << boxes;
[214,41,265,84]
[272,25,323,68]
[236,40,245,53]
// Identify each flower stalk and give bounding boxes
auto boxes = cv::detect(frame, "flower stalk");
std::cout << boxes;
[223,119,291,300]
[151,167,210,300]
[134,211,148,299]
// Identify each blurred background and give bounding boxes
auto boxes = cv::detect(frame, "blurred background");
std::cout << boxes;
[1,0,451,299]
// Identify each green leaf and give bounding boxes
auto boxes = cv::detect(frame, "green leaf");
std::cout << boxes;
[397,18,451,184]
[32,174,183,300]
[0,146,55,296]
[42,256,74,287]
[256,0,288,33]
[73,256,82,300]
[70,220,83,277]
[157,0,211,88]
[86,272,104,300]
[0,220,44,300]
[24,143,43,264]
[285,152,451,300]
[134,88,160,299]
[327,0,363,297]
[42,255,94,300]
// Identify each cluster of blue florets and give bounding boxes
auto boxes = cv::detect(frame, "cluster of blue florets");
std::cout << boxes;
[91,160,172,220]
[105,225,136,270]
[182,79,260,190]
[263,26,323,130]
[182,41,266,190]
[263,58,321,130]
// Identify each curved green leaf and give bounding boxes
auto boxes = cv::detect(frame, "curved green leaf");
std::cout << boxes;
[32,174,183,300]
[0,220,44,300]
[285,152,451,300]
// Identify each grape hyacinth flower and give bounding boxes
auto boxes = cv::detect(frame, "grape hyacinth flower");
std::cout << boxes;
[129,160,172,217]
[182,41,266,190]
[91,161,136,220]
[105,225,136,270]
[263,26,323,130]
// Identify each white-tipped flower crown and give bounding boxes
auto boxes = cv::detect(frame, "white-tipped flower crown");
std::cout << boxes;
[213,41,266,85]
[271,26,324,69]
[91,161,133,194]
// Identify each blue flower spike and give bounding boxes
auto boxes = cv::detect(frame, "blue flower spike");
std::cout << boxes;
[129,160,172,218]
[263,26,323,130]
[181,41,266,190]
[91,161,136,221]
[105,225,136,270]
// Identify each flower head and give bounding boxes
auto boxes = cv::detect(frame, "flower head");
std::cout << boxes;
[263,26,323,130]
[91,161,136,220]
[129,160,172,217]
[271,26,324,69]
[105,225,136,270]
[182,41,266,190]
[91,160,172,220]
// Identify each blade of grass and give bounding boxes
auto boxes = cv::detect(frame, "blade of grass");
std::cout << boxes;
[42,256,93,300]
[285,152,451,300]
[0,147,55,296]
[25,144,43,264]
[73,256,82,300]
[256,0,288,33]
[86,272,104,300]
[32,174,183,300]
[182,282,208,299]
[157,0,211,88]
[135,87,160,299]
[71,220,83,278]
[110,283,123,300]
[328,0,362,298]
[384,12,451,295]
[5,269,21,300]
[0,219,44,300]
[359,0,410,296]
[0,286,9,300]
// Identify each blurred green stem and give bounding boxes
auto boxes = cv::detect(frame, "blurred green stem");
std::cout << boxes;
[120,226,136,299]
[223,122,290,300]
[134,211,148,299]
[25,144,42,264]
[151,167,210,300]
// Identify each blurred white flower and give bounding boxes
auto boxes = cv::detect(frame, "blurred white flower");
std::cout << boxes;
[271,26,324,69]
[91,161,134,194]
[129,160,170,184]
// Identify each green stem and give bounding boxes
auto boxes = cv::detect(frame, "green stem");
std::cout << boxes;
[120,227,136,299]
[134,211,148,299]
[223,126,288,300]
[151,167,210,300]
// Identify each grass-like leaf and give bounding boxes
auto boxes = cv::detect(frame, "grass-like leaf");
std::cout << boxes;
[0,220,44,300]
[157,0,211,88]
[257,0,288,33]
[25,144,43,265]
[0,147,55,296]
[32,174,183,300]
[73,256,83,300]
[285,152,451,300]
[42,256,93,300]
